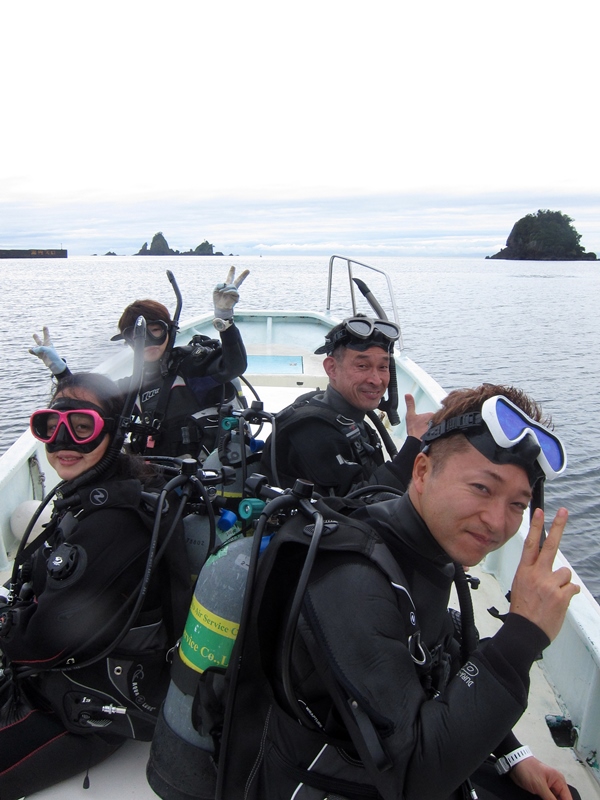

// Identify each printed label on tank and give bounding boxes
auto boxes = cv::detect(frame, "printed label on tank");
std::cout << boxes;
[179,595,239,673]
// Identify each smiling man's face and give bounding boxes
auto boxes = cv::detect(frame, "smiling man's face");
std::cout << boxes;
[409,438,532,566]
[324,345,390,412]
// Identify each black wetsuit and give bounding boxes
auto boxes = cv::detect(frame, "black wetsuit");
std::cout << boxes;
[121,325,247,458]
[0,459,191,800]
[240,493,579,800]
[260,385,420,495]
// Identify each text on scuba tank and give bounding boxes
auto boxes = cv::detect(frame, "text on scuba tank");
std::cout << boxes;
[179,597,240,674]
[189,597,239,639]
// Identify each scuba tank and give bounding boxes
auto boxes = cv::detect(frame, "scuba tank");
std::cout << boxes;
[147,533,253,800]
[146,477,307,800]
[183,507,239,580]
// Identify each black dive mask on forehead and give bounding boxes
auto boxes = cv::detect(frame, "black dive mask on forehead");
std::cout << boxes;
[40,398,114,454]
[314,317,400,356]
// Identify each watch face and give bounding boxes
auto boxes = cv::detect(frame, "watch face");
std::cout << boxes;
[213,318,231,332]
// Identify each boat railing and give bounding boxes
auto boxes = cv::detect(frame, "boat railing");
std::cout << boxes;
[326,255,403,349]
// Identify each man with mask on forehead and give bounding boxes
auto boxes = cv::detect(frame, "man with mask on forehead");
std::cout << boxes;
[260,315,434,496]
[226,383,582,800]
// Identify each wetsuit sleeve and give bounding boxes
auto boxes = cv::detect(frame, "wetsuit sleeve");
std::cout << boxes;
[386,436,421,489]
[372,435,421,490]
[298,557,548,800]
[285,421,414,496]
[181,324,247,383]
[53,364,72,380]
[2,508,152,668]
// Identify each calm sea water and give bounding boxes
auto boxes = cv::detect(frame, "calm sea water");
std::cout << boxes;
[1,255,599,599]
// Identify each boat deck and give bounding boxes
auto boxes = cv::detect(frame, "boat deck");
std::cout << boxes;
[18,562,600,799]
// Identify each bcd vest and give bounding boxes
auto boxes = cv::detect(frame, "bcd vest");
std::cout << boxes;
[216,495,449,800]
[2,476,191,741]
[260,391,385,490]
[130,338,243,459]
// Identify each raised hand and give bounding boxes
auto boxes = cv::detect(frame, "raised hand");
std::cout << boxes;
[29,327,67,375]
[509,507,580,641]
[405,393,434,440]
[213,267,250,319]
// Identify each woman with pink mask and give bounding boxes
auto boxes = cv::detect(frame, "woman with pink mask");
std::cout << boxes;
[0,372,190,799]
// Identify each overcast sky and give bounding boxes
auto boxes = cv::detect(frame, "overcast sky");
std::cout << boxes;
[1,0,599,257]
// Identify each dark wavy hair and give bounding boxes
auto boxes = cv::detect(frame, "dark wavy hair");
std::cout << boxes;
[52,371,124,420]
[117,299,172,333]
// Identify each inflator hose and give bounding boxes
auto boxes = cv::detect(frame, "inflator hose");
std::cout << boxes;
[280,501,324,725]
[366,409,399,459]
[453,564,479,664]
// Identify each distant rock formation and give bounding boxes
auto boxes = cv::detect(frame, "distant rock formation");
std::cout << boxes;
[136,232,223,256]
[137,232,175,256]
[488,210,597,261]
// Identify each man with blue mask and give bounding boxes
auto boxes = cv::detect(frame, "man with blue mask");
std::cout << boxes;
[231,383,581,800]
[260,315,433,496]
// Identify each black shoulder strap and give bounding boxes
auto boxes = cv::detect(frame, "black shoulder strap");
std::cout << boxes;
[310,498,429,671]
[144,371,178,435]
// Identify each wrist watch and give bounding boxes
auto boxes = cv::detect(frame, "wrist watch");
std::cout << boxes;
[495,745,533,775]
[213,318,233,332]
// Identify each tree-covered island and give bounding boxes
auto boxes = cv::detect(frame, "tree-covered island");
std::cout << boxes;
[136,232,224,256]
[488,210,596,260]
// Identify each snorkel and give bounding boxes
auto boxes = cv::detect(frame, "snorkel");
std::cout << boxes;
[161,270,182,377]
[352,278,401,427]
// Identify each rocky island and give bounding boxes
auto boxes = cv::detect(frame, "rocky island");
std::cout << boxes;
[136,232,223,256]
[488,210,596,260]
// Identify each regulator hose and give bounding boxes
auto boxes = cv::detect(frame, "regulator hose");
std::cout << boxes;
[366,409,398,458]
